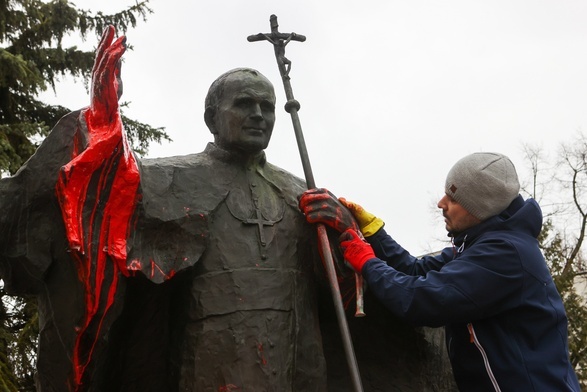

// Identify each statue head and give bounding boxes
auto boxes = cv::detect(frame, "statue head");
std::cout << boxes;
[205,68,276,154]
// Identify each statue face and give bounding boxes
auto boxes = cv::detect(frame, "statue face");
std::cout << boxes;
[212,72,276,154]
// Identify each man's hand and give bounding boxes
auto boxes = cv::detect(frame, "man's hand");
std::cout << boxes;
[299,188,359,233]
[339,229,376,273]
[89,26,126,128]
[339,198,385,237]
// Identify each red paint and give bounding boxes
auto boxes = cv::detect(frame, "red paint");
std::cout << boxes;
[55,28,140,389]
[149,259,176,281]
[56,52,140,390]
[257,342,268,366]
[56,103,139,389]
[127,259,142,271]
[218,385,242,392]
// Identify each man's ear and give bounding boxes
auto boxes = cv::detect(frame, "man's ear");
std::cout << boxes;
[204,107,217,134]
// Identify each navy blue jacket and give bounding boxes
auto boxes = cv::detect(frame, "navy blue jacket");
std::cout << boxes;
[363,195,580,391]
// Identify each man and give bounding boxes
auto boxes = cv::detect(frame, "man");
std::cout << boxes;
[300,152,581,391]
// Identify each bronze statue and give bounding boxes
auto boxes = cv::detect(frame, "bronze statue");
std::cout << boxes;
[0,27,455,391]
[129,67,331,390]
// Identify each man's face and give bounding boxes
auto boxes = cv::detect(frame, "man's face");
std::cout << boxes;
[211,72,276,154]
[437,194,481,235]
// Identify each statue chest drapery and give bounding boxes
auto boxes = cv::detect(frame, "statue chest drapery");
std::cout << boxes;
[134,145,327,391]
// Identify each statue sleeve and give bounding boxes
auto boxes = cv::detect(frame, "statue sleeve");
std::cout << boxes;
[56,107,140,275]
[0,110,82,295]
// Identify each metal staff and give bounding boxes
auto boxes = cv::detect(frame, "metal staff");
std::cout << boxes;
[248,14,364,392]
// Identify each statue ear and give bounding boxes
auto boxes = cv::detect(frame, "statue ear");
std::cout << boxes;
[204,107,217,134]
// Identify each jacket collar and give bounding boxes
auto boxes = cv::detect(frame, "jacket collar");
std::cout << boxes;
[451,195,526,251]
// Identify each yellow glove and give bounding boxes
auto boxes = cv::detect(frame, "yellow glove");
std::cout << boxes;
[339,198,384,237]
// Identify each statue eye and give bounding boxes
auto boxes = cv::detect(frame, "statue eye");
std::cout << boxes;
[261,101,275,112]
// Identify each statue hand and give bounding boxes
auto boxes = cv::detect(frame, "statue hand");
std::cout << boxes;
[299,188,359,233]
[88,26,126,128]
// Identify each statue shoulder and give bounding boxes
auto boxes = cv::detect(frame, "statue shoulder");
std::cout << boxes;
[138,152,214,189]
[262,161,307,206]
[264,161,306,190]
[139,152,211,173]
[137,151,234,218]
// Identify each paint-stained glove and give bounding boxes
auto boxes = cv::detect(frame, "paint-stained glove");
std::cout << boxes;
[299,188,359,233]
[339,229,376,273]
[339,198,384,237]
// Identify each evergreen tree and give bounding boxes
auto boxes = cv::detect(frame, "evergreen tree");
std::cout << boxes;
[0,289,20,391]
[0,290,36,391]
[0,1,169,389]
[0,0,170,176]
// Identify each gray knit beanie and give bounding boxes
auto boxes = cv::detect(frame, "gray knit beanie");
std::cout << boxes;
[445,152,520,221]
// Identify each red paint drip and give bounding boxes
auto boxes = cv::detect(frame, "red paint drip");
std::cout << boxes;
[149,259,176,281]
[218,384,242,392]
[56,106,139,389]
[257,342,268,366]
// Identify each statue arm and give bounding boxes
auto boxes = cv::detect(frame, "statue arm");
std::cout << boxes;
[56,26,140,272]
[52,27,142,387]
[0,26,139,293]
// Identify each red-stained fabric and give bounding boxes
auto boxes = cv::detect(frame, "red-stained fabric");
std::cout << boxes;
[54,27,140,390]
[55,107,139,389]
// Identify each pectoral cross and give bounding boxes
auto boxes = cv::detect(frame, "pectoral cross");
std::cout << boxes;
[242,198,278,247]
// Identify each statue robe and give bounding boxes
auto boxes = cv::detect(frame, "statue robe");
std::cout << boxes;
[126,143,329,391]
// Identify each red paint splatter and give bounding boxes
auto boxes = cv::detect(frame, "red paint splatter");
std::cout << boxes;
[149,259,176,281]
[127,259,142,271]
[218,384,241,392]
[257,342,268,366]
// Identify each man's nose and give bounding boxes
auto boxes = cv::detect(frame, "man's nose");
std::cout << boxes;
[437,195,447,209]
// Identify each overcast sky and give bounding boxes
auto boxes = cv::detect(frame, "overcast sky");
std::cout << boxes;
[45,0,587,255]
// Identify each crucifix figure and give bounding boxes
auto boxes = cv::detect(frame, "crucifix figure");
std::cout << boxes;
[248,14,306,78]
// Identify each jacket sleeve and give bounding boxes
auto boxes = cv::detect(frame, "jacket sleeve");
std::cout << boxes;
[363,234,524,327]
[366,228,454,275]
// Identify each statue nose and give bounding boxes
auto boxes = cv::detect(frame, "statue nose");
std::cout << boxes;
[250,104,264,120]
[253,103,263,114]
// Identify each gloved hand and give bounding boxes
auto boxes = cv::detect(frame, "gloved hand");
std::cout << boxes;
[299,188,359,233]
[339,198,384,237]
[339,229,376,273]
